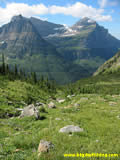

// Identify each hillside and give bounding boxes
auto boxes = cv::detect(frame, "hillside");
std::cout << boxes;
[1,72,120,159]
[94,51,120,76]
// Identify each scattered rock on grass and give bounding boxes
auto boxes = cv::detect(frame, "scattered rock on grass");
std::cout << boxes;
[80,97,88,101]
[109,102,117,106]
[36,102,44,106]
[57,99,65,103]
[59,125,83,133]
[91,103,96,105]
[20,104,39,119]
[74,103,80,107]
[48,102,56,109]
[117,115,120,119]
[38,140,54,155]
[55,118,61,121]
[67,95,71,98]
[67,95,75,99]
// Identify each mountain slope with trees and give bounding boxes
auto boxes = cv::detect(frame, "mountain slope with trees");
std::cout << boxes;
[0,15,73,84]
[94,51,120,76]
[0,15,120,84]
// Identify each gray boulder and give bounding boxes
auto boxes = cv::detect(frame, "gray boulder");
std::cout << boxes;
[59,125,83,133]
[48,102,56,109]
[20,104,39,119]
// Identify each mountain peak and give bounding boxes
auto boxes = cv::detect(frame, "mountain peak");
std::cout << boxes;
[11,14,25,22]
[71,17,97,33]
[75,17,96,26]
[81,17,95,22]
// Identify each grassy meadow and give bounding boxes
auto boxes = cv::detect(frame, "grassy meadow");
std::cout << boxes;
[0,74,120,159]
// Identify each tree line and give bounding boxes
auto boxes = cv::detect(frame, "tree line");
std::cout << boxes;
[0,53,57,93]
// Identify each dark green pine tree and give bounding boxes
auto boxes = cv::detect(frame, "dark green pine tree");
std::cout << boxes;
[33,72,37,84]
[14,64,18,76]
[6,64,9,74]
[2,53,5,75]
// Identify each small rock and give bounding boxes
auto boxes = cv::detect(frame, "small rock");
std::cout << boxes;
[117,115,120,119]
[80,97,88,101]
[38,140,54,155]
[20,104,39,119]
[36,102,44,106]
[109,102,117,106]
[71,94,75,97]
[74,103,80,107]
[14,149,20,152]
[91,103,96,105]
[59,125,83,133]
[48,102,56,109]
[57,99,65,103]
[55,118,61,121]
[67,95,72,98]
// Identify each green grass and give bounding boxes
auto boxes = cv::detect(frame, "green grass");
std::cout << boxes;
[1,94,120,160]
[1,74,120,159]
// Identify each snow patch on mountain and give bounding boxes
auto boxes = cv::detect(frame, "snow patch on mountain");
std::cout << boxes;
[88,19,96,23]
[0,41,5,44]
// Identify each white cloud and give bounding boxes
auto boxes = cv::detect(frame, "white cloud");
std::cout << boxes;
[0,3,48,25]
[98,0,108,8]
[0,2,112,26]
[49,2,112,21]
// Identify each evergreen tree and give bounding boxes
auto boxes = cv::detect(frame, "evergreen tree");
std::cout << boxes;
[14,64,18,76]
[33,72,37,83]
[2,53,5,75]
[6,64,9,74]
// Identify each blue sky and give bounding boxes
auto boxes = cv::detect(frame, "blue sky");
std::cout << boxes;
[0,0,119,39]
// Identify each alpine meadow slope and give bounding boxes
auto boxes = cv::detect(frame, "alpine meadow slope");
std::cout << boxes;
[0,16,120,160]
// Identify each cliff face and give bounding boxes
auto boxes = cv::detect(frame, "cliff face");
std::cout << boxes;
[0,15,72,84]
